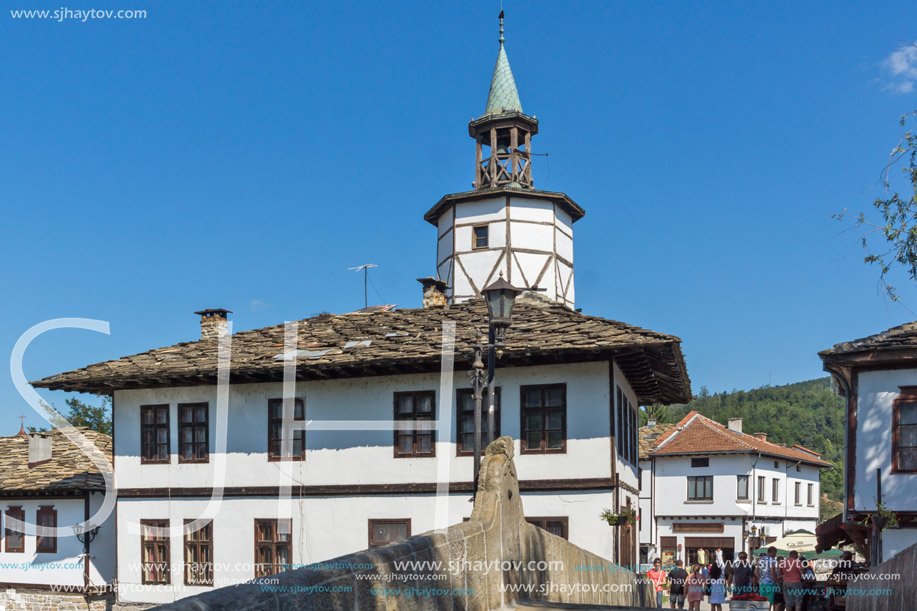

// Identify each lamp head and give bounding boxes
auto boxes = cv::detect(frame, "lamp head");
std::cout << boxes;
[481,273,522,340]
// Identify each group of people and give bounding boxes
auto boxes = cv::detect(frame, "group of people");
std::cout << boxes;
[646,546,818,611]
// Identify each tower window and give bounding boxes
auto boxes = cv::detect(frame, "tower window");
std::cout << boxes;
[472,225,489,249]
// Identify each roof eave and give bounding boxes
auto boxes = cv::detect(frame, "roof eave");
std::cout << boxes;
[423,187,585,225]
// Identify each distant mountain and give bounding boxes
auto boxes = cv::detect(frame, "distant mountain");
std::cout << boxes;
[644,378,845,502]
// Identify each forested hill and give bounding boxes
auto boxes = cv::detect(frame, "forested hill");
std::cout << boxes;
[644,378,845,502]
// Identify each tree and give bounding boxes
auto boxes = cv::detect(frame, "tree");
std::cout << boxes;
[837,99,917,300]
[640,404,670,426]
[62,397,112,435]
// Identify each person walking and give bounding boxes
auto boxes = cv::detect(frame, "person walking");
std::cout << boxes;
[755,547,779,610]
[667,559,689,609]
[685,564,706,611]
[708,564,727,611]
[728,551,755,596]
[779,550,805,611]
[648,558,667,608]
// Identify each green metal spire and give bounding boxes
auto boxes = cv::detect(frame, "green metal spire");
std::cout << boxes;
[483,12,522,117]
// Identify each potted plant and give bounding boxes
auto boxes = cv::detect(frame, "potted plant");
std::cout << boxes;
[728,592,770,610]
[600,507,638,527]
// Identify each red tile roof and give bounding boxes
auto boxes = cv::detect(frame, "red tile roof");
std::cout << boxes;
[648,411,831,467]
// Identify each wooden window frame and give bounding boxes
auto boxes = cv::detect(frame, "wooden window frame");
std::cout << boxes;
[254,519,292,578]
[691,457,709,468]
[36,505,57,553]
[687,475,713,501]
[5,506,24,553]
[757,475,766,502]
[520,384,567,455]
[268,398,306,462]
[140,519,171,585]
[456,387,501,456]
[737,475,749,500]
[794,481,802,506]
[807,483,815,506]
[526,517,569,540]
[892,387,917,473]
[183,519,213,586]
[177,402,209,464]
[368,519,412,547]
[140,404,170,464]
[616,387,624,458]
[393,391,436,458]
[772,478,780,504]
[472,224,489,250]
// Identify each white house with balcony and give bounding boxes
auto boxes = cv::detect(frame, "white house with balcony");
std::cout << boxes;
[638,413,828,566]
[29,17,692,606]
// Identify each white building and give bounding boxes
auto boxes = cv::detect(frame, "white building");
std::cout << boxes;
[30,17,692,607]
[819,323,917,564]
[0,428,115,595]
[638,413,828,566]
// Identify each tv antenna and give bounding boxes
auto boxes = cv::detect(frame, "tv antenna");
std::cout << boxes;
[347,264,378,309]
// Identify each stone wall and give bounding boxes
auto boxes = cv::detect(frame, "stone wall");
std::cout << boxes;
[151,436,654,610]
[1,588,110,611]
[847,539,917,611]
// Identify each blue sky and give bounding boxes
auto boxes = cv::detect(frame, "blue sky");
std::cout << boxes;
[2,0,917,430]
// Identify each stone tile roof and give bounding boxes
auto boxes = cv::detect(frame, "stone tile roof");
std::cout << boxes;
[638,422,676,460]
[649,411,832,467]
[484,43,523,117]
[0,428,112,493]
[31,296,692,405]
[819,321,917,364]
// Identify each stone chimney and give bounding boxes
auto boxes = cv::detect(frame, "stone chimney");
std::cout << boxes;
[417,278,447,308]
[194,309,231,340]
[647,419,657,428]
[28,432,52,467]
[728,418,743,433]
[754,432,767,442]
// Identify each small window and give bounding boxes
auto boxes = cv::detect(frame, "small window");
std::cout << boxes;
[254,519,292,578]
[772,478,780,503]
[526,517,568,540]
[268,398,306,461]
[36,506,57,553]
[796,465,801,472]
[691,457,709,468]
[757,476,766,502]
[521,384,566,454]
[774,460,779,468]
[141,520,171,585]
[5,506,24,553]
[795,481,801,505]
[141,405,170,464]
[184,520,213,586]
[369,519,411,547]
[394,391,436,457]
[893,388,917,472]
[178,403,209,463]
[456,388,501,456]
[737,475,749,500]
[807,483,814,506]
[687,476,713,501]
[472,225,489,249]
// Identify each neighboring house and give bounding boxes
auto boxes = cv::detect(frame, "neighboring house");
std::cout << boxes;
[638,420,674,563]
[818,322,917,564]
[29,19,692,606]
[0,427,115,592]
[639,413,829,565]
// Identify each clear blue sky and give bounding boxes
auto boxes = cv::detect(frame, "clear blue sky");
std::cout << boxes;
[3,0,917,431]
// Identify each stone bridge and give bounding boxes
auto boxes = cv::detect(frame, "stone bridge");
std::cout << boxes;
[154,437,654,610]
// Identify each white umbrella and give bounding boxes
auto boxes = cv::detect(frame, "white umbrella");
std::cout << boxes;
[768,530,817,553]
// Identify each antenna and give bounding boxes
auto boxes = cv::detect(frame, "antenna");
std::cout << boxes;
[347,264,378,309]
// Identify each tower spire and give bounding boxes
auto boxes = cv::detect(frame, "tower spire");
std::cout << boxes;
[499,9,504,44]
[483,11,522,117]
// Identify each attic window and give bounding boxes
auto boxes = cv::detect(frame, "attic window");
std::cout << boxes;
[472,225,489,249]
[691,457,709,468]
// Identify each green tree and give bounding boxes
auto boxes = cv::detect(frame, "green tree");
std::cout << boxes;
[62,396,112,435]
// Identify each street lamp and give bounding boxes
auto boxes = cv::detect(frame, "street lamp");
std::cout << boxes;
[470,274,523,491]
[73,523,100,570]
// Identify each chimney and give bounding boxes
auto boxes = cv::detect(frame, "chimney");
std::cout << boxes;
[754,432,767,442]
[647,419,657,428]
[417,277,447,308]
[728,418,743,433]
[28,432,52,467]
[194,309,231,340]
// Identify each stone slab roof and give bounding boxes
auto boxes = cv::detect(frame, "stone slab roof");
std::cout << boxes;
[650,411,831,467]
[0,428,112,494]
[31,297,692,405]
[638,422,676,460]
[820,321,917,365]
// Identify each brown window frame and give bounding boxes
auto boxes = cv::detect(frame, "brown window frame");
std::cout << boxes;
[177,402,209,464]
[140,519,171,585]
[36,505,57,553]
[737,475,749,500]
[5,506,24,553]
[520,384,567,455]
[140,404,170,464]
[757,475,766,502]
[268,398,306,462]
[772,478,780,504]
[368,519,412,547]
[472,224,489,250]
[254,519,292,578]
[183,519,213,586]
[687,475,713,501]
[893,387,917,473]
[393,391,436,458]
[456,387,501,456]
[526,517,569,540]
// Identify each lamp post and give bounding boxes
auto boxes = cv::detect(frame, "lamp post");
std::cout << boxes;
[73,523,100,581]
[470,274,523,491]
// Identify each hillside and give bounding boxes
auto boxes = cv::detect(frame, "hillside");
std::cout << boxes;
[643,378,845,502]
